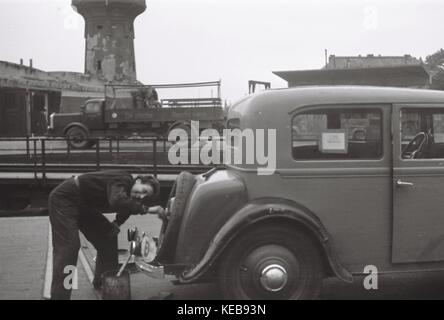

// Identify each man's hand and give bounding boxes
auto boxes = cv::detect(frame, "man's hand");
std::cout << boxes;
[142,205,166,219]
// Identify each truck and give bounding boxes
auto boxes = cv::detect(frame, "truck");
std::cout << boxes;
[47,81,225,149]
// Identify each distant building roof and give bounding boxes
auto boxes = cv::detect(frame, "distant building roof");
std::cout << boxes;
[273,65,430,88]
[325,54,422,70]
[0,60,104,93]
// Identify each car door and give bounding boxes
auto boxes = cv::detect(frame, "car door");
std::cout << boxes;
[82,101,104,130]
[281,104,392,271]
[392,104,444,263]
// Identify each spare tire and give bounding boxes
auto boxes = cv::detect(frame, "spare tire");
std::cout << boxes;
[156,171,196,264]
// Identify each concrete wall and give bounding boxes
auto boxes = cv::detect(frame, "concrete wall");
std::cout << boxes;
[0,61,105,135]
[0,61,104,93]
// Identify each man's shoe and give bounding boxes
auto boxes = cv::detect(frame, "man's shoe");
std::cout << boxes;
[92,277,102,290]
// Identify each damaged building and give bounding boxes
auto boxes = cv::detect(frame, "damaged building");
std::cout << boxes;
[0,0,146,137]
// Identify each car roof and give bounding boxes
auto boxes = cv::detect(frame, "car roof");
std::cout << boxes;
[229,86,444,117]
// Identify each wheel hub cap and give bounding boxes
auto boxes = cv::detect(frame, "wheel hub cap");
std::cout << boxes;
[259,264,288,292]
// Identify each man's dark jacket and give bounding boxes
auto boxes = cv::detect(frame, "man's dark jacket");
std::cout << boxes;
[77,170,157,225]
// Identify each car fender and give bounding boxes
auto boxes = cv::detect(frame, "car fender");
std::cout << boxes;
[179,198,353,284]
[63,122,90,136]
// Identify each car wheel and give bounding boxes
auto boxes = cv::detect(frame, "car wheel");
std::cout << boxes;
[219,224,323,300]
[156,171,196,263]
[66,126,91,149]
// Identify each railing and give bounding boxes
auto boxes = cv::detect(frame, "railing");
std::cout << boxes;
[0,136,213,185]
[105,80,223,109]
[160,98,222,108]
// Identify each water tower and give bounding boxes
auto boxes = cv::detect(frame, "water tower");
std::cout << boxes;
[72,0,146,82]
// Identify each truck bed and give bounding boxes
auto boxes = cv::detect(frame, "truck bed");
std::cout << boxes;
[104,107,224,123]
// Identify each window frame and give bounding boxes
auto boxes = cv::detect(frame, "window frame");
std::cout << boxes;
[290,104,385,162]
[399,106,444,161]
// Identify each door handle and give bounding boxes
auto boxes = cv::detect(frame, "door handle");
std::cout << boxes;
[396,179,414,187]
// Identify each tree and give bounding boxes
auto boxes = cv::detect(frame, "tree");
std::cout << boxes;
[426,49,444,68]
[425,49,444,90]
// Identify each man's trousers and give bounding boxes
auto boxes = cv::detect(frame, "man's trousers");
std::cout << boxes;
[48,178,118,300]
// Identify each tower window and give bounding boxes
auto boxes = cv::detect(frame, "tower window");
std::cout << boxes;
[97,25,103,30]
[97,60,102,72]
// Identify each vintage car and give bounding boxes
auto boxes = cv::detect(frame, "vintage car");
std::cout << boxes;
[128,86,444,299]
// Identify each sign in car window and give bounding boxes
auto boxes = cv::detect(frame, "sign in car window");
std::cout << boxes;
[320,130,348,154]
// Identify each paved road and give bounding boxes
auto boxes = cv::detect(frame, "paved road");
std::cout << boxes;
[0,216,97,300]
[2,215,444,300]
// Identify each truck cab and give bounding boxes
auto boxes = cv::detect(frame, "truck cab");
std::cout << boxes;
[48,99,106,149]
[81,99,106,131]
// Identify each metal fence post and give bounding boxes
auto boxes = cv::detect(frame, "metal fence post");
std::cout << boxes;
[41,139,46,184]
[26,136,30,158]
[153,139,157,178]
[33,139,37,180]
[96,139,100,170]
[67,138,71,156]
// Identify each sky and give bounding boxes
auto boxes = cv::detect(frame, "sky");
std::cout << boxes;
[0,0,443,103]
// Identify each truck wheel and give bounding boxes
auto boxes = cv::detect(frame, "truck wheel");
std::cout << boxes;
[218,224,323,300]
[156,171,196,263]
[66,126,91,149]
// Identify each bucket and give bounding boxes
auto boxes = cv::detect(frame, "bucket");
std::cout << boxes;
[101,269,131,300]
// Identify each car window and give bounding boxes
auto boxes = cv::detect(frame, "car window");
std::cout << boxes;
[227,118,240,130]
[85,102,101,113]
[292,107,382,160]
[400,108,444,159]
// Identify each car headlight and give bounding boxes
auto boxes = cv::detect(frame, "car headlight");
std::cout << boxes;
[49,113,55,130]
[140,234,158,263]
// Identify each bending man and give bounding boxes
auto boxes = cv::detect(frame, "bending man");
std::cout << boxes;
[48,170,162,300]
